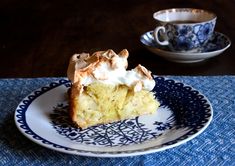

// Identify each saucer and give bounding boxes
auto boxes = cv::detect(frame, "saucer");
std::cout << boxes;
[140,31,231,63]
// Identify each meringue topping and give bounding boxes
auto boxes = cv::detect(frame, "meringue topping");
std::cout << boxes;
[67,49,155,92]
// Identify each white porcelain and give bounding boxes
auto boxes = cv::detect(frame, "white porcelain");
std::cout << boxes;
[15,77,212,157]
[140,31,231,63]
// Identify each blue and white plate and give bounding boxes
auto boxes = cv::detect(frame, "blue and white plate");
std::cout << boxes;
[14,77,213,157]
[140,31,231,63]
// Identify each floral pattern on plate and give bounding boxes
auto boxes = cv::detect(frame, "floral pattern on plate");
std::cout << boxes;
[50,103,173,147]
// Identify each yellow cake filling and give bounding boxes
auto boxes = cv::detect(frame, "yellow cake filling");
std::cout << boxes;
[72,82,159,129]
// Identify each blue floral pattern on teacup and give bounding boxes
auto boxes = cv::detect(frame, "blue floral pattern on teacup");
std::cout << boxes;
[195,23,214,43]
[163,21,216,51]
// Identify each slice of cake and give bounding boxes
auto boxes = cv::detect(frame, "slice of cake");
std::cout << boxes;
[67,49,160,129]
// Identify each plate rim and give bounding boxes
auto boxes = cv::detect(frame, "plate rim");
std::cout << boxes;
[14,77,213,157]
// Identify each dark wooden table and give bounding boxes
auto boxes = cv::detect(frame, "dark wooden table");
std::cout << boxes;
[1,0,234,78]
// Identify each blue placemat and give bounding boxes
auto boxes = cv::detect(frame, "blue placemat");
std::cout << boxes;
[0,76,234,165]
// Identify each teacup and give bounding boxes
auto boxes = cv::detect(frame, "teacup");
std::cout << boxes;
[153,8,217,52]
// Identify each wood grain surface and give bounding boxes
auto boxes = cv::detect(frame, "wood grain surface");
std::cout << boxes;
[0,0,234,77]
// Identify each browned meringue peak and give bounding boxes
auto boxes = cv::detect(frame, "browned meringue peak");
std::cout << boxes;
[134,64,153,80]
[67,49,129,84]
[67,49,156,93]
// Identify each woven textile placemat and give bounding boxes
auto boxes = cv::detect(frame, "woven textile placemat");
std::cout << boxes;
[0,76,234,165]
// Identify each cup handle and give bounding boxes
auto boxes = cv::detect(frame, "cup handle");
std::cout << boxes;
[153,26,169,46]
